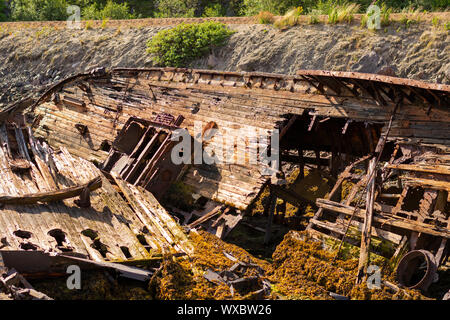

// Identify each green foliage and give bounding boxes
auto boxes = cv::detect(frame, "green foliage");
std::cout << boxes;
[10,0,69,21]
[147,21,234,67]
[241,0,314,16]
[3,0,449,21]
[327,2,360,24]
[311,0,337,15]
[274,6,304,28]
[203,3,225,17]
[431,16,439,27]
[154,0,198,18]
[0,0,8,21]
[308,10,320,24]
[399,5,424,27]
[82,0,134,20]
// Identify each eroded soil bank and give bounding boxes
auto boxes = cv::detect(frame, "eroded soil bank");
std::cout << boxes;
[0,21,448,107]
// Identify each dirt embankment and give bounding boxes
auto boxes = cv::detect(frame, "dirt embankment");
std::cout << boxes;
[0,20,449,107]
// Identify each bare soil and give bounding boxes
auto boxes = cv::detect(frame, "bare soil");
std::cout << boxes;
[0,20,448,108]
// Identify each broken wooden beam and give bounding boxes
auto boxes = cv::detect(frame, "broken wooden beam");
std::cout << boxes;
[387,163,450,175]
[0,176,102,205]
[316,198,450,239]
[188,206,227,229]
[307,154,372,230]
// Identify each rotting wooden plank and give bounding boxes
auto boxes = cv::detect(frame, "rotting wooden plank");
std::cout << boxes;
[0,176,101,205]
[111,175,175,254]
[58,149,131,260]
[52,149,121,260]
[401,176,450,192]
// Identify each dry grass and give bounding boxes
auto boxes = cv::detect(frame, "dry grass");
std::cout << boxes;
[274,7,304,29]
[256,11,275,25]
[328,2,360,24]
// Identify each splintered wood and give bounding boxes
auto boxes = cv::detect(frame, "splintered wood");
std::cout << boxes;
[0,122,193,261]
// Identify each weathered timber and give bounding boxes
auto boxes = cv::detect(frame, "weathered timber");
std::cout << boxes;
[0,176,102,205]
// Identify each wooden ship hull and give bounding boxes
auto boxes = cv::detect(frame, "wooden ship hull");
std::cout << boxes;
[0,67,449,293]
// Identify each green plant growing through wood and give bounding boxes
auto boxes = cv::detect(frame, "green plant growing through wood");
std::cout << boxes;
[147,21,235,67]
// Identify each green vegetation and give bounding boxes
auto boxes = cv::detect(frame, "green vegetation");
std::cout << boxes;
[82,1,135,20]
[0,1,8,21]
[327,2,360,24]
[273,6,303,28]
[146,21,234,67]
[153,0,198,18]
[0,0,447,22]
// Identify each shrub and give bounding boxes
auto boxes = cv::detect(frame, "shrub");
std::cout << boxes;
[311,0,336,15]
[274,6,303,29]
[154,0,198,18]
[202,3,224,17]
[82,1,134,20]
[241,0,313,16]
[256,11,275,24]
[146,21,234,67]
[0,0,8,21]
[11,0,69,21]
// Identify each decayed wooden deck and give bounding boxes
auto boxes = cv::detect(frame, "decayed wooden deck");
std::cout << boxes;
[0,122,192,261]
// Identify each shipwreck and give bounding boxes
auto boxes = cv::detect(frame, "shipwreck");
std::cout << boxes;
[0,67,449,299]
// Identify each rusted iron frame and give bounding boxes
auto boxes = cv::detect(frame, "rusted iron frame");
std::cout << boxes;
[342,119,352,135]
[30,73,98,112]
[369,81,388,106]
[312,76,342,96]
[348,78,383,106]
[121,129,162,181]
[135,134,172,186]
[308,114,317,131]
[299,75,326,95]
[332,77,360,98]
[296,69,450,93]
